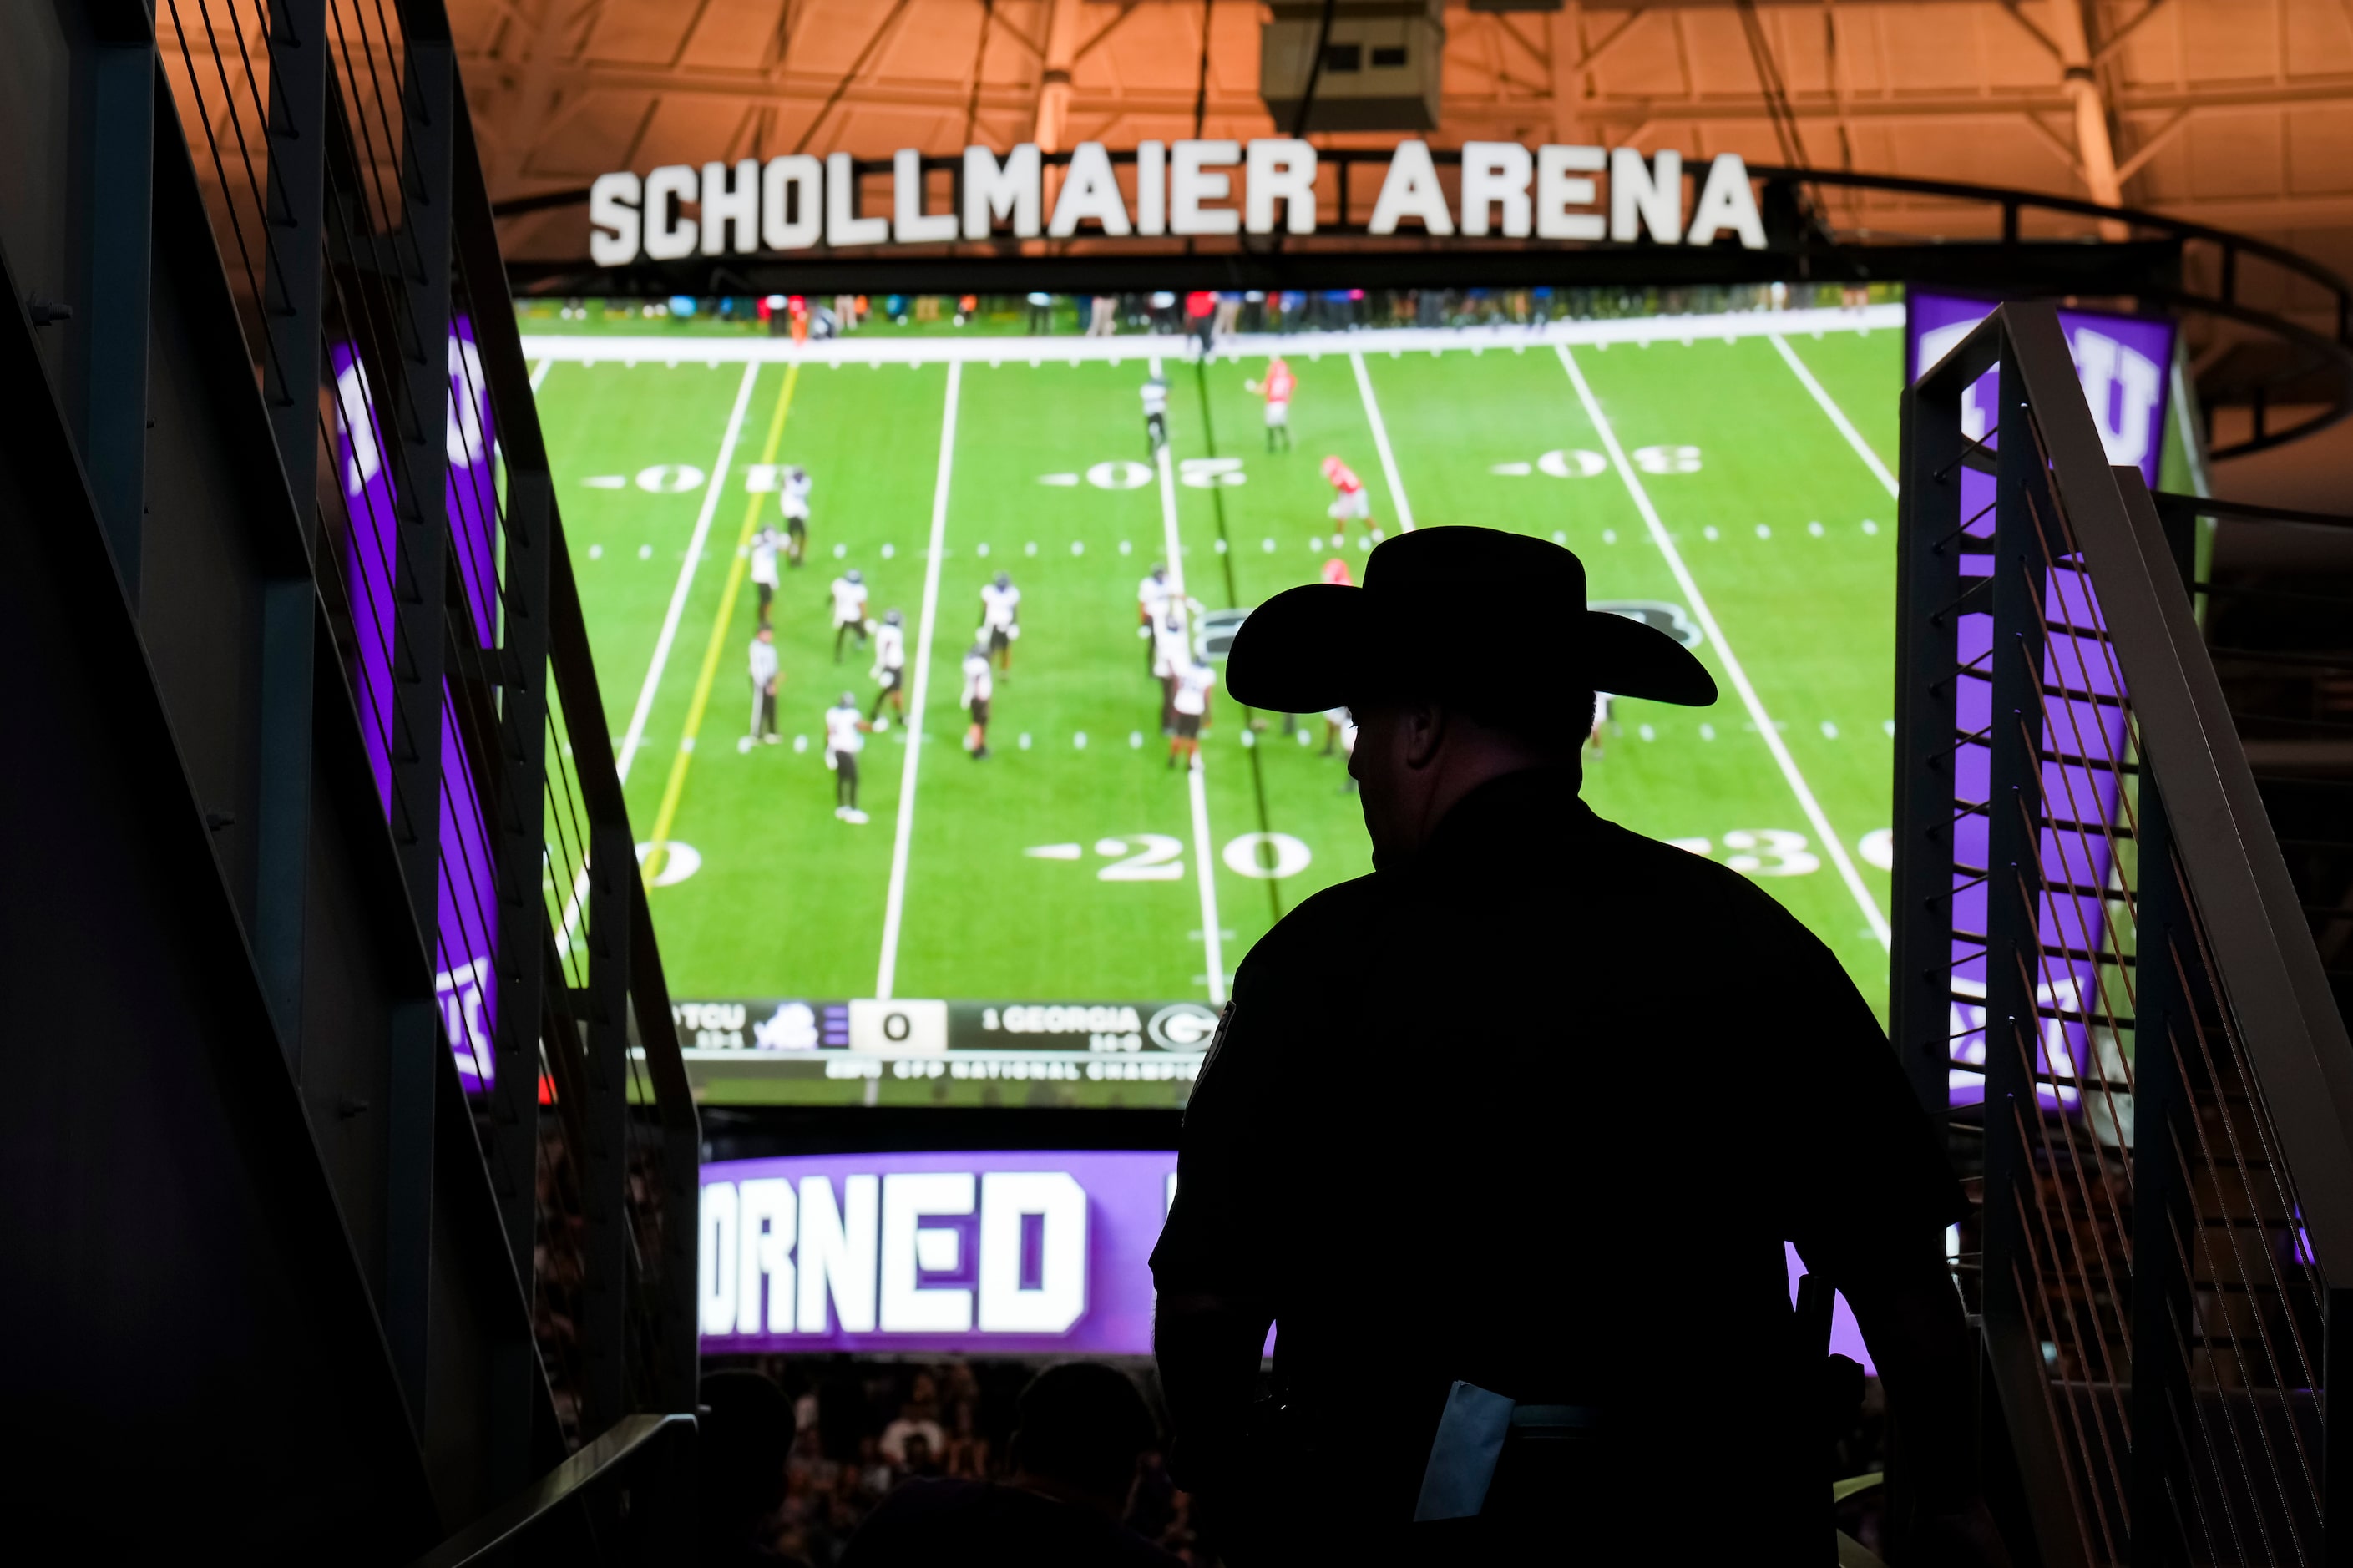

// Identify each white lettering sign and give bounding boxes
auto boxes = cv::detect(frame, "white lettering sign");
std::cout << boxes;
[584,141,1764,264]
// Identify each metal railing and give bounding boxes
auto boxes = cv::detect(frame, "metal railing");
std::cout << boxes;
[1895,301,2353,1565]
[156,0,697,1457]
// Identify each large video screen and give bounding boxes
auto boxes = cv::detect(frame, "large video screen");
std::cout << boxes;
[523,288,1925,1107]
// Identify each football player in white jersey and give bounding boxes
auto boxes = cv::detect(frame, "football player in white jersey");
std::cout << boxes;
[824,690,873,822]
[1587,690,1616,756]
[1168,658,1213,770]
[959,641,994,761]
[979,571,1020,674]
[1137,563,1172,673]
[868,608,907,726]
[1151,609,1192,734]
[743,625,781,751]
[1140,373,1170,453]
[830,568,869,662]
[779,463,812,568]
[749,522,782,627]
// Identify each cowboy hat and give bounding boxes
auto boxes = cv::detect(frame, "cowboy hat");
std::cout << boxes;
[1225,525,1716,713]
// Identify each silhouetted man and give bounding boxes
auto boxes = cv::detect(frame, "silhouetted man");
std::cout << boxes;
[698,1370,812,1567]
[1151,527,2000,1565]
[839,1363,1181,1568]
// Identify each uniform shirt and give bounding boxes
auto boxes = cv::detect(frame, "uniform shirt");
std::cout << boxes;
[747,637,780,686]
[750,527,781,584]
[980,583,1020,632]
[831,577,868,624]
[873,622,905,671]
[1151,617,1191,675]
[1171,663,1213,716]
[1140,381,1169,418]
[1138,574,1173,620]
[1263,362,1296,405]
[782,468,813,512]
[1150,768,1967,1555]
[823,704,864,755]
[1326,460,1364,496]
[961,653,994,707]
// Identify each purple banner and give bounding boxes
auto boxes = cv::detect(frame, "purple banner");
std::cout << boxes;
[701,1151,1175,1356]
[331,322,503,1091]
[1907,294,2170,1112]
[700,1154,1882,1373]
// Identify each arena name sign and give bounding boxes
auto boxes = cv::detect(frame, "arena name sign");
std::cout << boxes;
[586,139,1767,267]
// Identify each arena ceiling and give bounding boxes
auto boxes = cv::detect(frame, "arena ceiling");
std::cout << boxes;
[458,0,2353,317]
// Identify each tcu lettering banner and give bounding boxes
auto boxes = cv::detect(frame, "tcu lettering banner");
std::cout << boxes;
[331,321,503,1091]
[700,1151,1176,1356]
[1905,292,2178,1115]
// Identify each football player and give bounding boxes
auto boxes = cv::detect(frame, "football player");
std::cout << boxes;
[1141,372,1170,453]
[1169,658,1213,770]
[1321,455,1378,543]
[831,567,869,662]
[780,463,812,568]
[979,570,1020,674]
[1588,690,1617,756]
[744,625,781,751]
[1137,562,1172,673]
[868,608,907,726]
[1243,356,1296,453]
[959,640,994,761]
[1151,609,1191,735]
[749,520,782,626]
[824,690,873,823]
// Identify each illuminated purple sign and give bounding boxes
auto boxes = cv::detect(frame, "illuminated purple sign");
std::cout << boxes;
[1907,293,2174,1111]
[701,1151,1176,1356]
[699,1153,1880,1373]
[331,322,503,1091]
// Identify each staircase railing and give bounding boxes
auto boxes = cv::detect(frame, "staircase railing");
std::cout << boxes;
[154,0,697,1474]
[1895,301,2353,1565]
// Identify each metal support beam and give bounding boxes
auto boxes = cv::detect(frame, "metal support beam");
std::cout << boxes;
[384,23,457,1424]
[581,818,634,1434]
[255,0,331,1060]
[1035,0,1082,154]
[78,6,156,599]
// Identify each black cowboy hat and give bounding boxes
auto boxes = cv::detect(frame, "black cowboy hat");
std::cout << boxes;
[1226,525,1717,713]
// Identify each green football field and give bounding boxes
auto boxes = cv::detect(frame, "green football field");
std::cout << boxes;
[527,309,1910,1044]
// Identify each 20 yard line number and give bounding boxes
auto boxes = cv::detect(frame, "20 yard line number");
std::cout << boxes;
[1030,832,1313,882]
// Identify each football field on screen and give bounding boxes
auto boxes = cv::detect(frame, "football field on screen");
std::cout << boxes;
[529,313,1906,1022]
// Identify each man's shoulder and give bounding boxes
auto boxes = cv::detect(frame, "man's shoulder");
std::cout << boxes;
[1245,871,1385,965]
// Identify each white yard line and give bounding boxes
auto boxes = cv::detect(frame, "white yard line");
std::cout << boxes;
[1149,353,1227,1004]
[520,303,1905,367]
[615,360,762,785]
[1767,333,1898,498]
[529,357,553,392]
[1556,343,1893,949]
[1349,352,1417,532]
[875,361,963,1002]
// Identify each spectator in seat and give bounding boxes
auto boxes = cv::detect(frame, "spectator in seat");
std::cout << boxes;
[698,1370,813,1567]
[838,1363,1181,1567]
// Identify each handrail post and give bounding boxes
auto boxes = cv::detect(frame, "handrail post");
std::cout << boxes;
[382,23,456,1413]
[2128,780,2193,1568]
[254,0,329,1065]
[581,818,634,1434]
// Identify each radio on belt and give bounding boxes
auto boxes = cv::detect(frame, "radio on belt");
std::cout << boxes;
[848,998,949,1055]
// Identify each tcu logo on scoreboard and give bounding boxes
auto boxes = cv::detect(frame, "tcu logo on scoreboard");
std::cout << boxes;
[1913,307,2170,479]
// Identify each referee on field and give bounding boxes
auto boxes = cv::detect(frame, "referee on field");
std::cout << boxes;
[1151,527,2001,1565]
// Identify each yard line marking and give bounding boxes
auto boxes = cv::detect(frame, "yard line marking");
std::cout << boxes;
[636,364,803,886]
[1349,351,1417,531]
[1767,333,1898,498]
[876,362,963,1001]
[1160,438,1229,1005]
[1556,344,1892,949]
[529,357,553,392]
[617,361,764,784]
